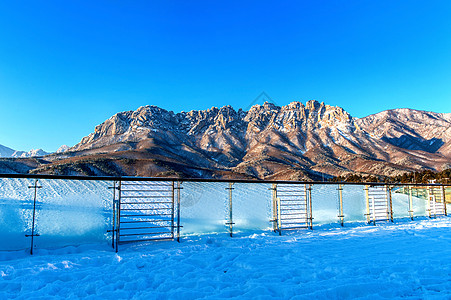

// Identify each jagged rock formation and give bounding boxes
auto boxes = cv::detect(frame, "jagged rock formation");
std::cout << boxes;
[2,101,450,179]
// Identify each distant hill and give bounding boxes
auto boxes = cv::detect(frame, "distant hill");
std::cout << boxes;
[0,144,15,157]
[0,144,49,158]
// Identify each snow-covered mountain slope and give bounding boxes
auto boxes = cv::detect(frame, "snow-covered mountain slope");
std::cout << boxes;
[11,149,49,158]
[0,144,50,158]
[0,144,15,157]
[56,145,70,153]
[356,108,451,154]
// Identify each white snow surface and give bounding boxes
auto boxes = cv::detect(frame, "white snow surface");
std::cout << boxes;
[0,144,57,158]
[11,149,49,158]
[1,217,451,299]
[0,145,15,157]
[55,145,70,153]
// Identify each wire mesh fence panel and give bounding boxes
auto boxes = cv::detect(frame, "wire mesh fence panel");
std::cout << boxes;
[427,186,446,217]
[33,179,112,249]
[311,184,340,225]
[0,178,36,250]
[342,185,367,223]
[233,183,272,232]
[180,182,229,235]
[275,184,311,231]
[365,185,392,224]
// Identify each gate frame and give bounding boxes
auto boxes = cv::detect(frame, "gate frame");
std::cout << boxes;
[365,185,393,225]
[110,180,182,252]
[271,183,313,235]
[427,186,446,218]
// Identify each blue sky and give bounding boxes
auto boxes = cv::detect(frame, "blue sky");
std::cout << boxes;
[0,1,450,152]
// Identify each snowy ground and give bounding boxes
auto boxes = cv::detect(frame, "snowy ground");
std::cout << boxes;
[1,217,451,299]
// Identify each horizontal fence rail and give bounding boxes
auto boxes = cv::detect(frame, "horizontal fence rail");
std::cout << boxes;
[0,173,450,187]
[0,174,449,254]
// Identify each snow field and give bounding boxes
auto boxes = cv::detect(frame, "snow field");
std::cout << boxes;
[1,217,451,299]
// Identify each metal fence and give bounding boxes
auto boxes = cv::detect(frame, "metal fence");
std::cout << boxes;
[0,174,449,254]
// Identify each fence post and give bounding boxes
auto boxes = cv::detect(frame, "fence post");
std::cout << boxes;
[176,181,182,242]
[115,181,122,252]
[171,181,175,240]
[107,181,118,249]
[25,179,42,255]
[337,184,344,226]
[442,186,447,216]
[225,183,235,237]
[364,186,370,224]
[408,186,414,220]
[270,184,278,233]
[388,186,393,222]
[112,181,116,249]
[307,184,313,230]
[277,197,282,235]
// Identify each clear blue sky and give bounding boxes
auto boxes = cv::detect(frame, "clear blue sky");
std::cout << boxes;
[0,1,450,152]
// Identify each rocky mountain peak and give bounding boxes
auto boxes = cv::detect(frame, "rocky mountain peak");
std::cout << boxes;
[62,100,451,180]
[56,145,70,153]
[285,101,305,110]
[305,99,321,111]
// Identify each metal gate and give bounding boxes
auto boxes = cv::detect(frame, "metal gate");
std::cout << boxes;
[110,180,181,251]
[271,184,312,235]
[427,186,447,218]
[365,185,393,225]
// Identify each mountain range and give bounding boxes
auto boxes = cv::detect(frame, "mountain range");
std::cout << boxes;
[0,145,51,158]
[1,100,450,180]
[0,145,71,159]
